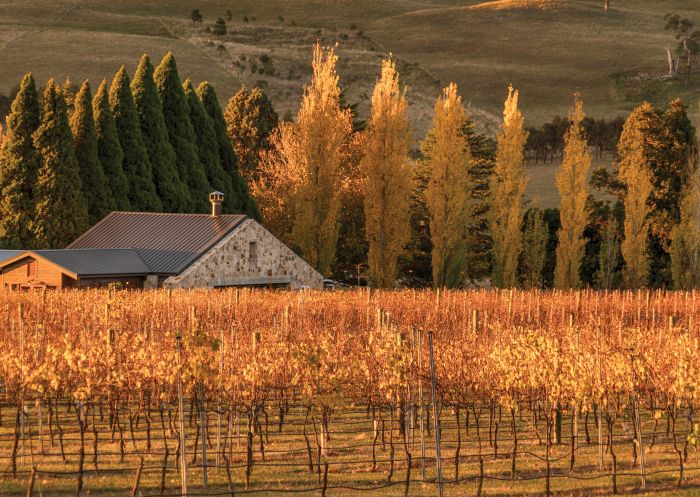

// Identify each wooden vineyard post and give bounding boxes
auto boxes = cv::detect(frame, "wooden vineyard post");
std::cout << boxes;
[131,456,144,497]
[200,382,208,489]
[418,328,426,481]
[597,324,604,471]
[632,354,646,490]
[26,465,36,497]
[176,333,188,497]
[428,331,444,497]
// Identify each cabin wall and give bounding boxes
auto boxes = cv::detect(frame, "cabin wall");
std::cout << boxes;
[0,257,67,289]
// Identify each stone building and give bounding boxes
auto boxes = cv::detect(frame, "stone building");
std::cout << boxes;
[0,193,323,290]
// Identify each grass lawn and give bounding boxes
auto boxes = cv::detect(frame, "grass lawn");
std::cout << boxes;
[2,399,700,496]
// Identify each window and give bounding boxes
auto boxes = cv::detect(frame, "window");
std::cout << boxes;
[27,260,38,278]
[249,241,258,267]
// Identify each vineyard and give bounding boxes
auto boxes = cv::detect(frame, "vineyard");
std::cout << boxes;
[2,288,700,496]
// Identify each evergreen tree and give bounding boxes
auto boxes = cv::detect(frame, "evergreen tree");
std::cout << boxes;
[618,103,654,289]
[422,83,473,288]
[489,85,528,288]
[154,52,210,212]
[0,73,41,248]
[31,80,89,248]
[196,81,260,218]
[131,54,190,212]
[184,79,233,211]
[224,86,279,180]
[62,78,77,117]
[361,59,412,288]
[93,80,130,211]
[596,219,620,290]
[70,80,114,224]
[109,66,162,212]
[520,208,548,289]
[554,94,591,289]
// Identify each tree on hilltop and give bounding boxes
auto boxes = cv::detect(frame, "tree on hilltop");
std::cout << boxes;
[191,9,203,27]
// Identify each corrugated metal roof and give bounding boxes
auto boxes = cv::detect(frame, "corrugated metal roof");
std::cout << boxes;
[0,250,22,264]
[35,249,151,276]
[67,212,247,274]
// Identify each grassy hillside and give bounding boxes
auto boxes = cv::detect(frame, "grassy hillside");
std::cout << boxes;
[0,0,697,206]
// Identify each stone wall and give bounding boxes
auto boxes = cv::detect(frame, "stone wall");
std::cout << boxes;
[163,220,323,289]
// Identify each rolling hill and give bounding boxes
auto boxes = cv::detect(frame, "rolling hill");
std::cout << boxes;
[0,0,697,206]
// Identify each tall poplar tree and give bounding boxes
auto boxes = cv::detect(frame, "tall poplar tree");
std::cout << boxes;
[290,44,352,274]
[197,81,260,218]
[93,80,130,211]
[154,52,210,212]
[361,59,412,288]
[32,80,89,248]
[422,83,473,287]
[671,172,700,289]
[0,73,41,248]
[131,54,190,212]
[618,103,654,289]
[109,66,162,212]
[70,80,114,224]
[554,94,591,289]
[184,79,233,210]
[488,85,528,288]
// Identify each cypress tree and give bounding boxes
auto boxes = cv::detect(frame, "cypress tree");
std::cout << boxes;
[183,79,232,208]
[93,80,130,211]
[132,54,191,213]
[109,65,162,212]
[154,52,210,212]
[0,73,41,248]
[32,80,89,248]
[71,80,115,224]
[196,81,260,218]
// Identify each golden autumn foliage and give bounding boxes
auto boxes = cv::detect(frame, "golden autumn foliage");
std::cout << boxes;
[361,59,412,288]
[488,85,528,288]
[422,83,474,287]
[252,44,353,274]
[671,171,700,289]
[2,287,700,413]
[554,94,591,289]
[618,103,654,289]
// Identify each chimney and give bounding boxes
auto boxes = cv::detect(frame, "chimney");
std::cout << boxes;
[209,191,224,217]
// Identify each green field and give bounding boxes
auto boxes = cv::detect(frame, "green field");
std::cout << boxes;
[0,0,696,206]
